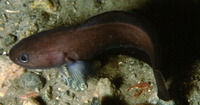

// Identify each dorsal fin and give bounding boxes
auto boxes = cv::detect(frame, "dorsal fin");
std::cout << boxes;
[80,11,152,34]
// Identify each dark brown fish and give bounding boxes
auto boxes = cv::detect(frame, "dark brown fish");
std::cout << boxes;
[9,11,170,101]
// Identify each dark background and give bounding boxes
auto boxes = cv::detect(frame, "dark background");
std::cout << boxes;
[136,0,200,104]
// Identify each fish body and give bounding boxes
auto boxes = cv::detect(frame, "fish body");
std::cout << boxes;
[9,11,169,100]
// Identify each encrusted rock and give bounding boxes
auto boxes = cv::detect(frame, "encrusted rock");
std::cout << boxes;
[22,72,44,90]
[0,56,25,97]
[185,60,200,104]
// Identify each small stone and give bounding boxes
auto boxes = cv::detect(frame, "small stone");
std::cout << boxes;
[96,78,114,97]
[0,27,4,32]
[56,96,61,100]
[2,34,16,46]
[35,88,40,93]
[118,61,123,65]
[30,0,59,14]
[22,98,40,105]
[71,93,76,99]
[66,90,70,96]
[91,97,101,105]
[43,86,52,101]
[19,92,39,100]
[22,72,44,90]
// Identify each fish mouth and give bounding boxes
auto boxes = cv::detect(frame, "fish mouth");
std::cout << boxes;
[9,47,18,63]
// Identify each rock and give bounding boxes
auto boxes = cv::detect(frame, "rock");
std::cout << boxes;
[96,78,115,98]
[22,72,44,90]
[22,98,40,105]
[2,34,16,46]
[30,0,59,14]
[91,97,101,105]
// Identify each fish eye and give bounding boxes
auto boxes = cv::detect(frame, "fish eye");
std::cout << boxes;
[19,54,29,63]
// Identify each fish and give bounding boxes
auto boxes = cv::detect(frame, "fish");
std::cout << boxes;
[9,11,170,101]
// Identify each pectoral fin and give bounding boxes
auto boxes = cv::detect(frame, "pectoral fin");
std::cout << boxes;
[65,56,92,83]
